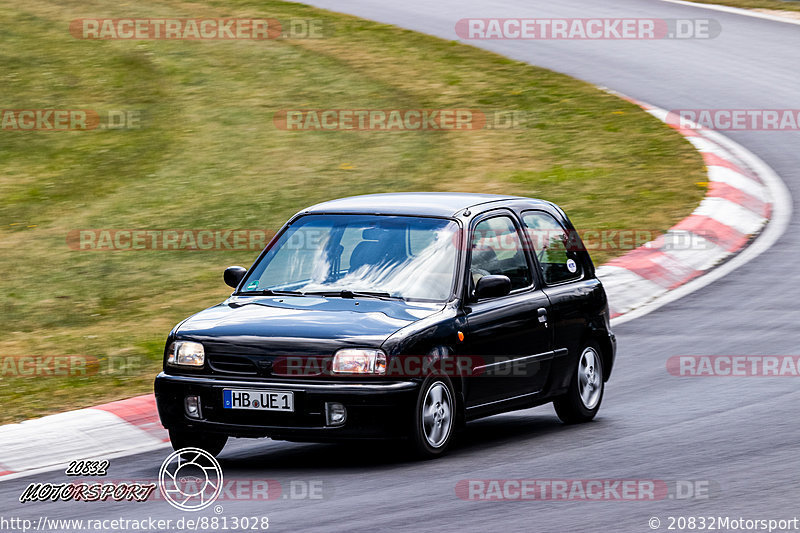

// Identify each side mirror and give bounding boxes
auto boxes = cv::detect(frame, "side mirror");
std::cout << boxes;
[473,275,512,300]
[224,266,247,289]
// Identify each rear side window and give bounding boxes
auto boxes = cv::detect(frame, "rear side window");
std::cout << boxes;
[522,211,581,285]
[470,216,532,291]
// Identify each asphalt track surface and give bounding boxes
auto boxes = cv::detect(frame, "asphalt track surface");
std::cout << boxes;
[3,1,799,531]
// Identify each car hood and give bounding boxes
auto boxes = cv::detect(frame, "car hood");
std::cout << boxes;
[176,295,444,356]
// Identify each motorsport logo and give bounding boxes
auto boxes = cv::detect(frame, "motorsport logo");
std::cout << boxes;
[159,448,223,512]
[19,459,156,503]
[19,482,156,503]
[156,450,328,508]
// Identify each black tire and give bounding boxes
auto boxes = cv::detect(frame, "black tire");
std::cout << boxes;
[411,376,456,459]
[168,428,228,457]
[554,342,604,424]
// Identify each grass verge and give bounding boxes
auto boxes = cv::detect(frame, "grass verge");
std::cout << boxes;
[0,0,705,423]
[683,0,800,12]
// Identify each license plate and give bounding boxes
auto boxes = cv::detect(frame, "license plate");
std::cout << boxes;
[223,389,294,412]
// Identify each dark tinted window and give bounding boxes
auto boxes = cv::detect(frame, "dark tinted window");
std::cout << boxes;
[470,216,532,291]
[522,211,581,284]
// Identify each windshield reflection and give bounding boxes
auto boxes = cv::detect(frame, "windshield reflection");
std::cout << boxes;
[241,215,460,301]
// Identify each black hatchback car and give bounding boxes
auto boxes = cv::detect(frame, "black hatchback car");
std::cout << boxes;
[155,193,616,458]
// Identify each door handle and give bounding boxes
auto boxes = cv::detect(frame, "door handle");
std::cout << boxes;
[537,307,548,326]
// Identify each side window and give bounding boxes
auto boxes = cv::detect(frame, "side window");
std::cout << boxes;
[522,211,581,284]
[470,216,532,291]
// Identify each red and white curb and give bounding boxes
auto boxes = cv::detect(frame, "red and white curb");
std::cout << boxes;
[597,95,789,324]
[0,97,790,481]
[0,395,168,481]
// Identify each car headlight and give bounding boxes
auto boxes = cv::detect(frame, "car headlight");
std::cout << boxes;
[167,341,205,367]
[332,348,386,375]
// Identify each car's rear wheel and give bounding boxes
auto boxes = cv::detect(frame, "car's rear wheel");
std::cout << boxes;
[554,342,604,424]
[411,376,456,458]
[168,428,228,457]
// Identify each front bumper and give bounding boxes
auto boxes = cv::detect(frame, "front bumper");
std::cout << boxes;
[154,372,419,441]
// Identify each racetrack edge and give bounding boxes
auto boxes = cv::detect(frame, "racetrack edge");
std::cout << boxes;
[0,91,790,483]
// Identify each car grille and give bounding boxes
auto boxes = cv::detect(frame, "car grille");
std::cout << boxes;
[208,354,258,375]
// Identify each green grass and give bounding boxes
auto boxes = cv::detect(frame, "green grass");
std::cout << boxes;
[683,0,800,11]
[0,0,705,423]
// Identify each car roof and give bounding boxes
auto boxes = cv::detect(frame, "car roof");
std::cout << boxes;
[302,192,551,218]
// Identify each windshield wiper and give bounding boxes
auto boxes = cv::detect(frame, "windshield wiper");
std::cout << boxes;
[303,290,402,301]
[238,289,306,297]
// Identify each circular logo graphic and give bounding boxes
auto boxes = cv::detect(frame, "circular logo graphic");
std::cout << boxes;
[566,258,577,273]
[159,447,223,511]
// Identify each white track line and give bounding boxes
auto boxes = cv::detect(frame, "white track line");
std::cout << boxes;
[659,0,800,26]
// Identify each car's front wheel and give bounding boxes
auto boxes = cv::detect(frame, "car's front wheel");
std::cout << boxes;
[168,428,228,457]
[554,343,604,424]
[411,376,456,458]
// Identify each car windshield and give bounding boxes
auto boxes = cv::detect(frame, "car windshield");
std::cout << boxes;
[240,214,460,302]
